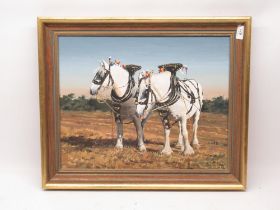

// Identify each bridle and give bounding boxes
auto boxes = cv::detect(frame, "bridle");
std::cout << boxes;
[92,66,114,91]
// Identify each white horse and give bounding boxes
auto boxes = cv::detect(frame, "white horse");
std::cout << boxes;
[90,60,149,151]
[136,71,203,155]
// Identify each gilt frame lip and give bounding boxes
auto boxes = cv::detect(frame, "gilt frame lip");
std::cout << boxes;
[38,17,251,190]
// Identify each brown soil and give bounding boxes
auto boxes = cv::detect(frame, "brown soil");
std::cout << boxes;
[60,111,229,170]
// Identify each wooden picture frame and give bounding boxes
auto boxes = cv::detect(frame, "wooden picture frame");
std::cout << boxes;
[38,17,251,190]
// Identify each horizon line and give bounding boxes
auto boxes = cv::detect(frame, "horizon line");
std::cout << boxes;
[59,92,229,101]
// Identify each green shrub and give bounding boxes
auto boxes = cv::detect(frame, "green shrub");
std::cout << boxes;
[202,96,228,114]
[60,94,110,112]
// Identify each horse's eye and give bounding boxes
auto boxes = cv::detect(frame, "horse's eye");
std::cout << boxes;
[93,73,102,84]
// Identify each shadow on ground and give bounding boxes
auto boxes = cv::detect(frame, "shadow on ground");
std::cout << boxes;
[61,136,140,151]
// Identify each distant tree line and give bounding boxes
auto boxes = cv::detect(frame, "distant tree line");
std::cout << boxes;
[60,93,110,112]
[60,94,228,114]
[202,96,228,114]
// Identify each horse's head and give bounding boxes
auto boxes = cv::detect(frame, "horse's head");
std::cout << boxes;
[90,60,111,96]
[136,71,154,118]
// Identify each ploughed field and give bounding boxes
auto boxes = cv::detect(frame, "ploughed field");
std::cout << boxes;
[60,111,229,170]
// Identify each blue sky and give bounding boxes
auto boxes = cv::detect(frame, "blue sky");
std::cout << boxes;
[59,36,230,99]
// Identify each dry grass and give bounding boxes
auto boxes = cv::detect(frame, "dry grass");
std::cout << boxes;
[60,111,228,170]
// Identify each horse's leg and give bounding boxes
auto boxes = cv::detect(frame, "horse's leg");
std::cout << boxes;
[160,114,173,155]
[140,111,152,143]
[181,117,194,155]
[114,113,123,149]
[191,110,200,148]
[175,121,184,152]
[141,110,152,127]
[132,115,146,152]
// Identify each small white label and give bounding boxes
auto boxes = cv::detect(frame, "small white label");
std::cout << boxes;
[236,25,244,40]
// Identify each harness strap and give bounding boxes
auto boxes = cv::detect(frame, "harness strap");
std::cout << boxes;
[138,76,202,121]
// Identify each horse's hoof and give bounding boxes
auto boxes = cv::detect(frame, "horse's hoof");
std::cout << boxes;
[175,142,183,148]
[175,142,184,152]
[176,143,185,152]
[161,148,173,155]
[192,143,200,149]
[139,145,146,152]
[180,145,185,152]
[183,146,194,156]
[115,144,123,149]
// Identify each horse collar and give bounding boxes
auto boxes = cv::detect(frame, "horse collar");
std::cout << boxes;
[111,74,134,104]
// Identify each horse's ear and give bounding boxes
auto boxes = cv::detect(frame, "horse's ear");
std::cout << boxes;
[180,65,188,73]
[138,70,150,81]
[102,60,109,70]
[145,72,151,78]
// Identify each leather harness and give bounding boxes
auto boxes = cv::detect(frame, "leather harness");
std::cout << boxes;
[135,75,202,128]
[92,64,137,122]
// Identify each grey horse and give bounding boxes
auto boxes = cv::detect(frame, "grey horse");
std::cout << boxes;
[90,60,150,151]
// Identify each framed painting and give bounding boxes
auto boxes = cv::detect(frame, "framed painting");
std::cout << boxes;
[38,17,251,190]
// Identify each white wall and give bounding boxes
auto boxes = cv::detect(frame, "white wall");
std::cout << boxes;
[1,0,280,209]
